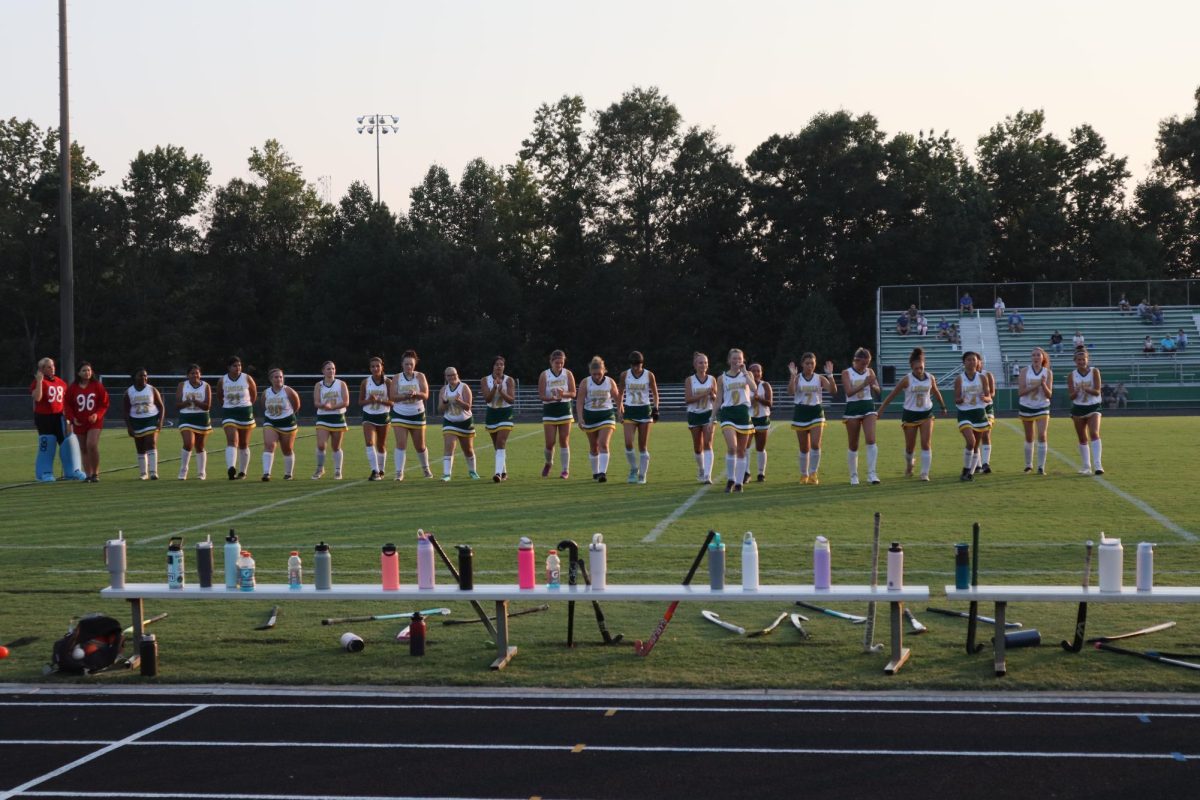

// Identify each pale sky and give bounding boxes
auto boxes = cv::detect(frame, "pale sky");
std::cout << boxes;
[3,0,1199,212]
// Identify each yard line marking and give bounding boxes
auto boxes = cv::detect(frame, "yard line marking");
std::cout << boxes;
[0,704,207,800]
[1001,421,1195,541]
[19,794,519,800]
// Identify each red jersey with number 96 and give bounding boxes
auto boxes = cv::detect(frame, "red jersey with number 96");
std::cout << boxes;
[31,376,67,415]
[66,381,111,428]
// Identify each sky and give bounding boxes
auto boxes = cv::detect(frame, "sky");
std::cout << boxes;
[3,0,1199,212]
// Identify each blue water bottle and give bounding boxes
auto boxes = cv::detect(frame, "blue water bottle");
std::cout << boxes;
[167,536,185,589]
[955,543,970,590]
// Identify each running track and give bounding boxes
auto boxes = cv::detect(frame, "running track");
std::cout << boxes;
[1,686,1198,799]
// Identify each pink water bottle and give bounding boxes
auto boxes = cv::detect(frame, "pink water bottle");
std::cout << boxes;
[416,530,435,590]
[517,537,536,589]
[381,543,400,590]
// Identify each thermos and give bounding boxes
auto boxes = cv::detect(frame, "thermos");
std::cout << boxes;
[416,531,435,589]
[954,543,970,590]
[456,545,474,590]
[546,550,561,588]
[741,531,759,591]
[314,541,332,590]
[813,536,831,590]
[1098,534,1123,592]
[996,629,1042,649]
[381,543,400,590]
[340,632,364,652]
[167,536,184,590]
[237,550,256,591]
[196,535,214,589]
[517,537,536,589]
[288,551,302,589]
[588,533,607,590]
[708,533,726,590]
[1136,542,1155,592]
[139,633,158,677]
[224,529,240,589]
[104,531,126,590]
[409,611,426,656]
[887,541,903,591]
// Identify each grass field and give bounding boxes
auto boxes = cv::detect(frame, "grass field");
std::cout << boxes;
[2,417,1199,691]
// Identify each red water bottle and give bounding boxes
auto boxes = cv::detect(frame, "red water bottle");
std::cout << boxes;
[409,610,426,656]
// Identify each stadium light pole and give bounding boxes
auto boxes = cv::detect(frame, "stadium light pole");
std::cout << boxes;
[356,114,399,205]
[58,0,75,377]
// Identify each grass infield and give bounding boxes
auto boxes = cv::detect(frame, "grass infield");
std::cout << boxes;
[1,418,1198,691]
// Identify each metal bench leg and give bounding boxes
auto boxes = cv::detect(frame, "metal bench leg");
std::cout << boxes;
[993,601,1007,677]
[489,599,518,671]
[128,597,144,656]
[884,601,910,675]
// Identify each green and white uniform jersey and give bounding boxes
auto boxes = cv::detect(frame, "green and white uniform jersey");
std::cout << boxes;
[1018,366,1052,418]
[580,375,617,430]
[483,374,514,430]
[751,382,770,431]
[901,372,934,427]
[718,371,753,431]
[221,373,255,429]
[441,382,474,437]
[791,372,826,430]
[390,372,427,429]
[622,368,653,424]
[361,376,391,427]
[177,380,212,432]
[842,367,877,420]
[982,371,995,420]
[315,378,349,430]
[263,386,298,432]
[542,368,573,424]
[686,374,715,428]
[956,372,991,430]
[127,385,160,437]
[1070,367,1102,418]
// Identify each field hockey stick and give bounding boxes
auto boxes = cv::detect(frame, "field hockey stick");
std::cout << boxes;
[634,529,715,657]
[425,531,497,637]
[966,522,983,654]
[789,614,811,639]
[1094,642,1200,671]
[575,559,624,644]
[442,605,548,625]
[748,611,790,638]
[1086,621,1176,644]
[321,607,451,625]
[255,606,280,631]
[1060,540,1093,652]
[557,539,581,647]
[904,607,927,634]
[2,636,38,649]
[701,609,745,635]
[862,512,884,653]
[795,602,867,623]
[926,608,1023,628]
[122,612,168,637]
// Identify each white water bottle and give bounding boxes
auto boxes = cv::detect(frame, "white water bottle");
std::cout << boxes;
[886,541,903,591]
[1098,534,1123,592]
[588,533,607,590]
[741,532,759,591]
[1136,542,1154,592]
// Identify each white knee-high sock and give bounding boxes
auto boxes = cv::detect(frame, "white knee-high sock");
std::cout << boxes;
[725,455,735,480]
[332,449,344,471]
[147,449,157,474]
[466,453,476,473]
[442,455,453,477]
[920,450,931,476]
[865,443,878,474]
[559,446,570,471]
[981,444,991,465]
[495,448,506,475]
[964,448,975,470]
[588,454,598,474]
[262,451,274,476]
[137,452,148,476]
[702,449,713,478]
[315,449,326,469]
[1078,443,1092,470]
[972,447,982,470]
[196,449,207,476]
[237,448,250,474]
[810,448,821,475]
[283,454,294,476]
[377,449,387,474]
[639,451,650,477]
[179,449,192,478]
[1037,443,1047,469]
[1089,439,1103,471]
[1024,443,1033,468]
[694,452,704,473]
[394,447,406,476]
[798,449,808,476]
[847,450,859,478]
[598,452,609,474]
[625,448,637,470]
[365,447,376,471]
[755,450,768,476]
[417,449,429,471]
[226,446,236,469]
[905,450,914,469]
[544,447,554,465]
[734,456,747,484]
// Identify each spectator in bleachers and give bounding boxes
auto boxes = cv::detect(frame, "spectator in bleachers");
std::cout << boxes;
[907,304,919,323]
[916,312,928,336]
[1007,310,1024,334]
[896,313,910,336]
[1151,305,1164,325]
[948,323,961,345]
[960,292,974,314]
[1177,329,1189,350]
[1114,382,1128,409]
[1136,299,1151,322]
[1049,330,1064,354]
[1073,331,1086,350]
[1117,293,1131,314]
[993,297,1006,319]
[1143,336,1156,354]
[938,318,950,340]
[1160,334,1177,353]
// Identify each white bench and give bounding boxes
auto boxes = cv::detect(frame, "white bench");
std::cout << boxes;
[943,585,1200,676]
[102,583,930,674]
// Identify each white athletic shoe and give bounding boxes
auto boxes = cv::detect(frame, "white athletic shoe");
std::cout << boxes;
[198,472,206,481]
[394,472,404,482]
[333,470,342,480]
[849,475,860,486]
[1078,468,1093,476]
[868,473,880,485]
[311,468,325,480]
[919,473,930,482]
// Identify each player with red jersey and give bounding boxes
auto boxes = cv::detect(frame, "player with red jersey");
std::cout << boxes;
[65,362,110,482]
[31,357,83,481]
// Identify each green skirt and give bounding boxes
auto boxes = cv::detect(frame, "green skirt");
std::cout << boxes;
[718,405,753,432]
[580,408,617,431]
[177,410,212,433]
[484,406,514,431]
[791,404,825,431]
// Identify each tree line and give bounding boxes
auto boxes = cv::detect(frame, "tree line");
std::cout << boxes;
[2,86,1198,383]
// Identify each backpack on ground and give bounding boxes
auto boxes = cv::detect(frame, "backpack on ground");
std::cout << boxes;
[49,614,125,674]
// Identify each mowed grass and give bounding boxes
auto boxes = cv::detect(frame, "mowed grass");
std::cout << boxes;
[1,417,1199,691]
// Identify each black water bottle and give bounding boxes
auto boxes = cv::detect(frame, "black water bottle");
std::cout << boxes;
[139,633,158,677]
[456,545,474,590]
[409,611,426,656]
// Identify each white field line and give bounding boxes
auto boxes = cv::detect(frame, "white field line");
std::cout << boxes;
[0,705,207,800]
[18,794,516,800]
[1000,421,1195,541]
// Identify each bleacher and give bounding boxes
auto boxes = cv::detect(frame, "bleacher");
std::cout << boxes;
[878,309,965,384]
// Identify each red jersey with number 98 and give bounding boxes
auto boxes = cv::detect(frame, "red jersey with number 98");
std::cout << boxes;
[66,381,111,427]
[30,376,67,415]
